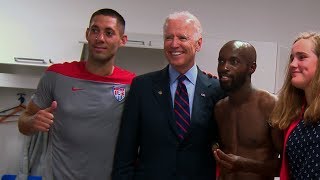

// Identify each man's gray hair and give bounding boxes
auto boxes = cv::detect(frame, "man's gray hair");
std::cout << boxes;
[163,11,202,41]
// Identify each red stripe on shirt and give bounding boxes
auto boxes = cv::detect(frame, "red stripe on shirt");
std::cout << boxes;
[46,61,135,85]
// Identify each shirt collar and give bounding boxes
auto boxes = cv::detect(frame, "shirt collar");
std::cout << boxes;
[169,64,197,85]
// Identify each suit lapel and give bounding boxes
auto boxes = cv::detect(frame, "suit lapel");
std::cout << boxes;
[152,66,179,137]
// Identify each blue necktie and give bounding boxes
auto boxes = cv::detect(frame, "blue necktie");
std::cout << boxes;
[174,75,190,140]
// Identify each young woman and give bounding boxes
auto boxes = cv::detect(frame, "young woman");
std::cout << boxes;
[271,32,320,179]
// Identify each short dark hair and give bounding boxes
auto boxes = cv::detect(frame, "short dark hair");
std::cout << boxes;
[89,8,125,35]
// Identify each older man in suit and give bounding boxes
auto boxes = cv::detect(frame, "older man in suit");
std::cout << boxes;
[112,11,224,180]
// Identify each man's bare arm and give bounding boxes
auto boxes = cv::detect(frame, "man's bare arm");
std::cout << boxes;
[213,149,280,176]
[270,127,283,176]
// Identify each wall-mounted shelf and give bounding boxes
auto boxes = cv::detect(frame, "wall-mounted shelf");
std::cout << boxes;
[126,33,163,49]
[14,57,47,65]
[0,57,49,67]
[0,63,46,89]
[79,32,163,50]
[0,73,40,89]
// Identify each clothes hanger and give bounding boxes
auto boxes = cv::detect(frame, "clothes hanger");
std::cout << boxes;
[0,93,26,123]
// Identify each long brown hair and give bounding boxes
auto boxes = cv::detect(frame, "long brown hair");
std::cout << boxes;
[271,32,320,129]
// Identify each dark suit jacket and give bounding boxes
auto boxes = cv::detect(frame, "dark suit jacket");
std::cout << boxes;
[112,66,224,180]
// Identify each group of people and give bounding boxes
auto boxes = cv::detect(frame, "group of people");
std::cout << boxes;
[17,7,320,180]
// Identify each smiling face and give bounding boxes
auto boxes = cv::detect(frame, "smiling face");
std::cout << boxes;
[86,15,127,63]
[290,38,318,91]
[163,18,202,74]
[217,41,256,92]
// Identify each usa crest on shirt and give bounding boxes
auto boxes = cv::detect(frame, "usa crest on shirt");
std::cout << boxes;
[113,87,126,102]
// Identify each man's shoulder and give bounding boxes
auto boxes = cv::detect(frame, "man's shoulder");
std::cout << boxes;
[256,89,277,104]
[134,68,166,82]
[206,77,225,98]
[49,61,79,67]
[255,89,277,113]
[197,70,222,93]
[113,66,136,84]
[114,66,135,77]
[198,74,225,102]
[46,61,81,73]
[216,97,229,108]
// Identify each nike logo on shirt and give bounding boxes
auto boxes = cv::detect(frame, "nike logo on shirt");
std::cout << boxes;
[72,87,84,91]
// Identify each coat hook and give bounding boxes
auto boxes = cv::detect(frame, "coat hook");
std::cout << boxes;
[17,93,26,104]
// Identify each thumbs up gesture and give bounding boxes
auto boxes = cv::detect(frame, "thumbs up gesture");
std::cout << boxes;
[31,101,57,132]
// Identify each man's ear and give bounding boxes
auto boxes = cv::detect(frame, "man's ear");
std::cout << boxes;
[196,37,202,52]
[85,28,89,41]
[120,34,128,47]
[249,62,256,74]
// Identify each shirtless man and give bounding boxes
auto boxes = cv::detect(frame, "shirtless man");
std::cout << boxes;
[213,40,283,180]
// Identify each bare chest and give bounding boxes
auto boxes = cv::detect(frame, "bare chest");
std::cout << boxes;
[217,103,271,151]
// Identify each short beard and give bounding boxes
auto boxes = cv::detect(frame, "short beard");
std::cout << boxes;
[220,74,247,93]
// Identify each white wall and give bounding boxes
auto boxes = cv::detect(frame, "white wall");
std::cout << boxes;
[2,0,319,90]
[117,0,320,47]
[108,0,320,92]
